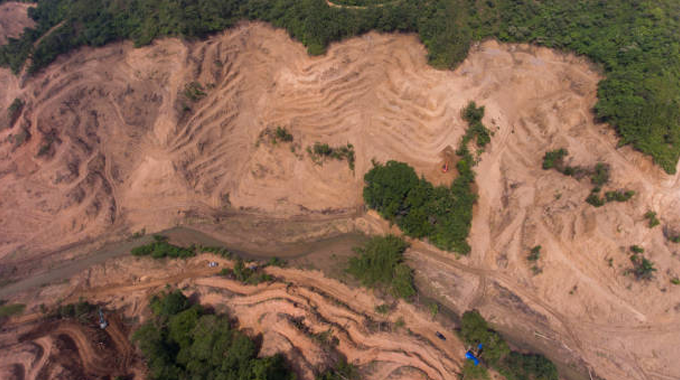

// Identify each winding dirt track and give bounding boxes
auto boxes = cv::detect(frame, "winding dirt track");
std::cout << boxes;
[1,11,680,380]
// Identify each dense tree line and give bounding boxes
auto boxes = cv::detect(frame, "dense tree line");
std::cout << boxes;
[1,0,679,171]
[132,290,295,380]
[460,310,558,380]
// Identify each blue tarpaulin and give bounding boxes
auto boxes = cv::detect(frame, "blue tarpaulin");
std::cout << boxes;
[465,351,479,366]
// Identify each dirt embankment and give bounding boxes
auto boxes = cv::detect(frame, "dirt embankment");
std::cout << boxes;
[1,253,478,380]
[1,7,680,380]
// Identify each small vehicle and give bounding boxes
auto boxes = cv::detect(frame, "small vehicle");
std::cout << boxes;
[435,331,446,341]
[208,261,218,267]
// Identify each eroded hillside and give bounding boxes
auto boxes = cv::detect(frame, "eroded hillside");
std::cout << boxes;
[2,19,680,380]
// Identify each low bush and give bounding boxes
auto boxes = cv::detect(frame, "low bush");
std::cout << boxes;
[316,359,359,380]
[629,254,656,281]
[131,235,195,259]
[307,142,355,170]
[644,211,660,228]
[347,235,415,299]
[630,245,644,254]
[0,302,25,318]
[275,126,293,142]
[591,163,610,187]
[183,82,206,101]
[220,257,273,285]
[542,149,568,170]
[527,246,541,262]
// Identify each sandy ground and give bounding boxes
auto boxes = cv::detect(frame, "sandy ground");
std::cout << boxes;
[1,5,680,380]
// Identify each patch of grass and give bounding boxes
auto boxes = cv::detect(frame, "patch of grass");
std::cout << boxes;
[275,126,293,142]
[0,302,25,318]
[374,304,391,314]
[364,102,486,254]
[604,190,635,203]
[630,245,645,254]
[183,81,206,101]
[307,142,355,171]
[527,245,541,262]
[6,97,24,128]
[644,211,660,228]
[670,277,680,285]
[197,244,233,258]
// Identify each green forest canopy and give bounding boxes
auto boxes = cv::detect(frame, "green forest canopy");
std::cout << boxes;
[1,0,679,173]
[132,290,295,380]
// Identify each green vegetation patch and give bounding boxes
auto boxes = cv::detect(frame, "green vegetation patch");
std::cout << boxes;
[644,211,660,228]
[316,360,359,380]
[542,149,568,171]
[347,235,416,299]
[131,235,195,259]
[307,142,355,171]
[628,254,656,281]
[459,310,558,380]
[6,98,24,129]
[363,102,487,254]
[0,302,25,318]
[51,300,97,322]
[219,257,273,285]
[132,290,295,380]
[183,82,206,102]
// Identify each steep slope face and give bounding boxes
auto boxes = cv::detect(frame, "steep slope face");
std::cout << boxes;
[1,19,680,380]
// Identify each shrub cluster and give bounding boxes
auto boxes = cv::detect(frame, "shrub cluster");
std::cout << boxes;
[459,310,558,380]
[644,211,660,228]
[132,290,295,380]
[131,235,195,259]
[307,142,355,170]
[347,235,416,299]
[183,82,206,101]
[219,257,273,285]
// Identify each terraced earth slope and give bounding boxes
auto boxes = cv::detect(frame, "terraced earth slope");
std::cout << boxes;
[1,254,474,380]
[2,15,680,380]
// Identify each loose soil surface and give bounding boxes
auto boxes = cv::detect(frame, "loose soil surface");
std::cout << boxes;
[2,5,680,380]
[0,2,34,45]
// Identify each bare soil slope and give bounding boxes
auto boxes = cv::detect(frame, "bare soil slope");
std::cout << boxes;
[0,2,34,45]
[1,12,680,380]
